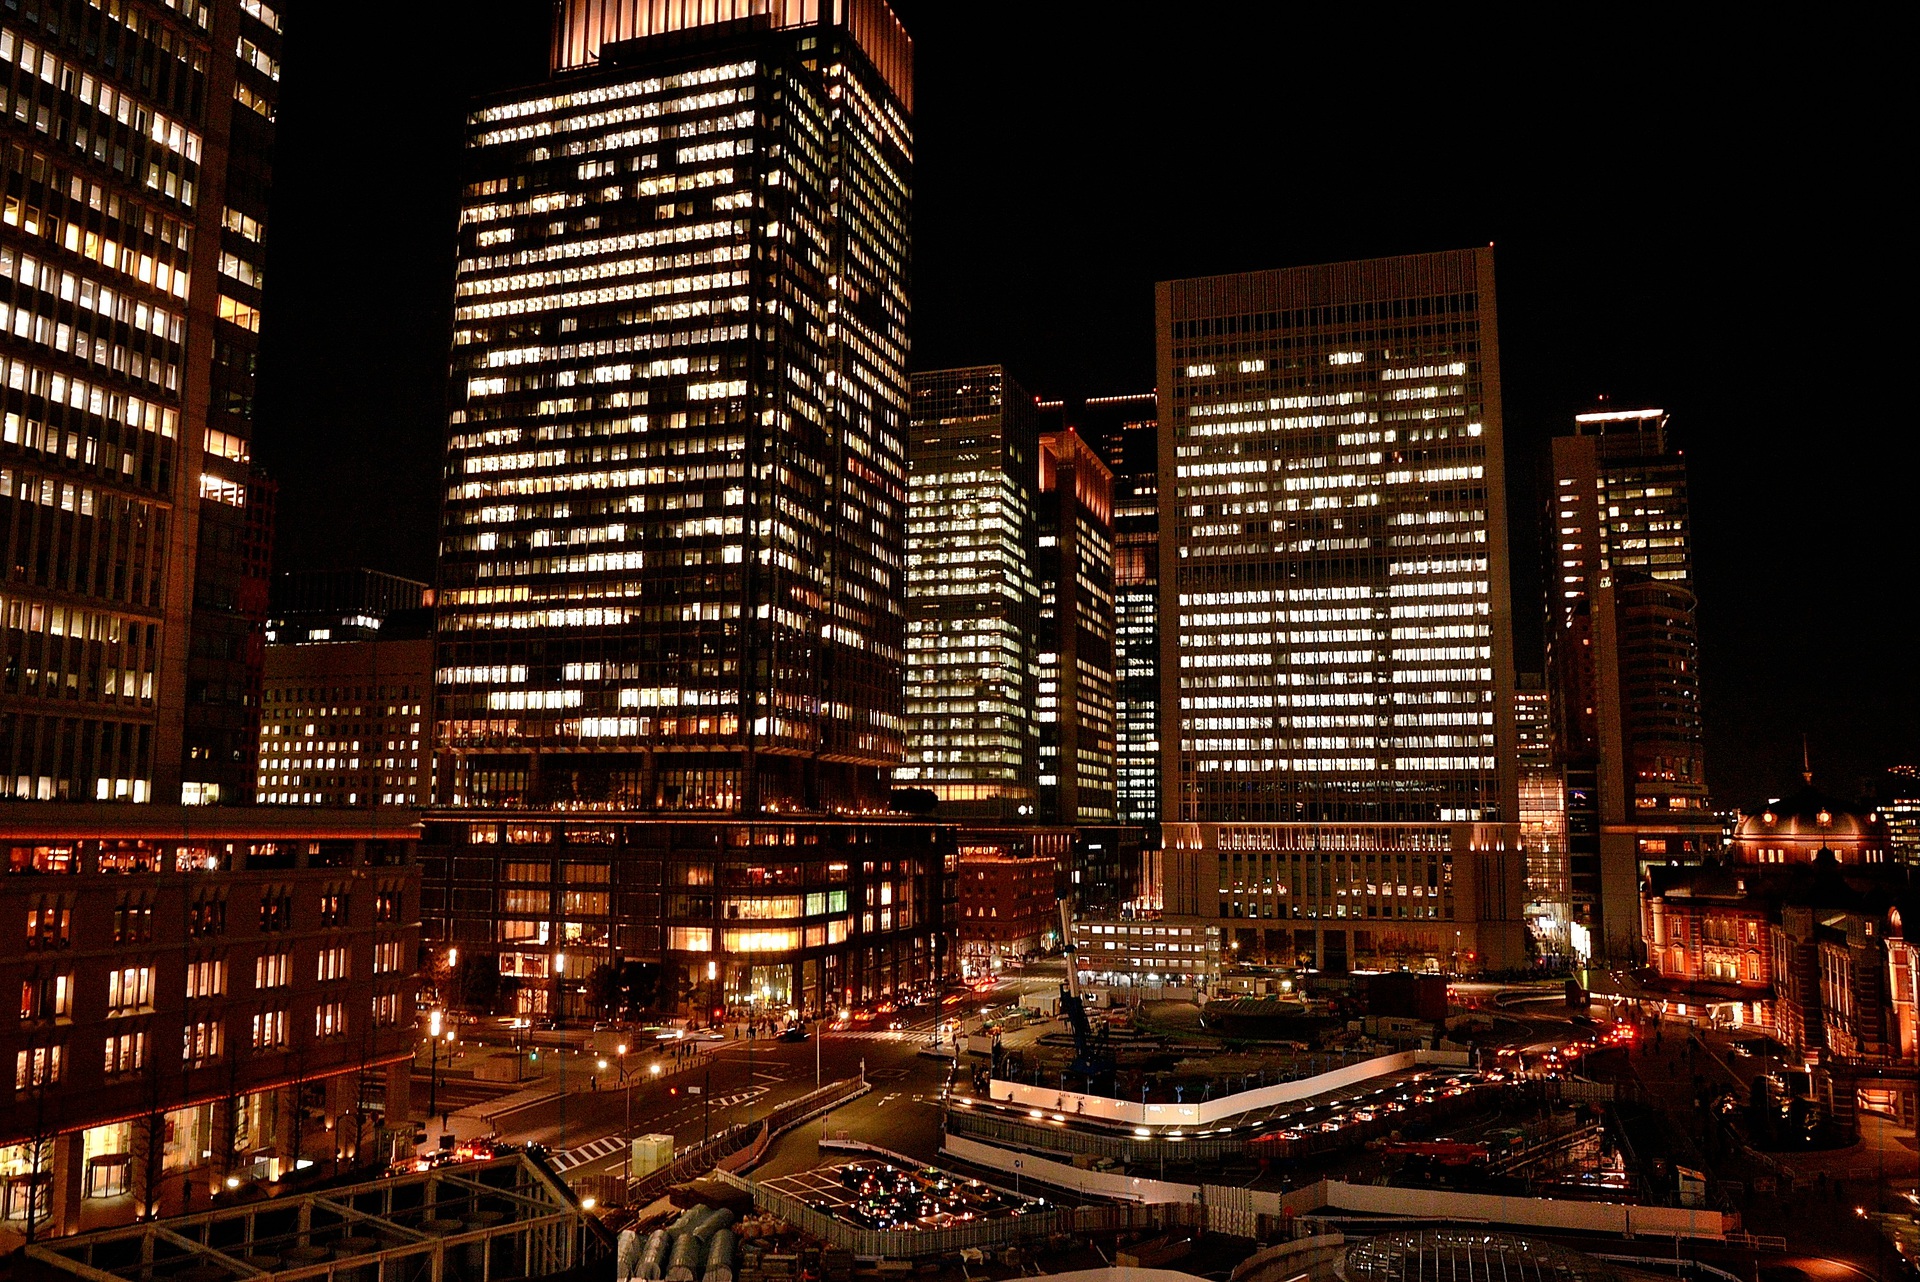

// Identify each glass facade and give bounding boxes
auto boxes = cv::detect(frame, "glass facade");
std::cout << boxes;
[1515,672,1569,935]
[0,1,279,806]
[426,2,950,1014]
[1095,399,1160,826]
[1036,429,1114,826]
[900,366,1038,818]
[1546,408,1713,954]
[437,12,912,815]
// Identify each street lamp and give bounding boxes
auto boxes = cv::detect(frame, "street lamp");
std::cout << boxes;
[427,1010,446,1122]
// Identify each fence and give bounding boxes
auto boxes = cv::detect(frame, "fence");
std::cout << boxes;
[714,1168,1211,1259]
[618,1077,869,1207]
[942,1136,1735,1244]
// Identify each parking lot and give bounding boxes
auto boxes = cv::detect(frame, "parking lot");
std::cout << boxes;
[761,1160,1045,1231]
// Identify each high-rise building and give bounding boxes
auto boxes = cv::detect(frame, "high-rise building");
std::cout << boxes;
[425,0,949,1018]
[1042,394,1165,829]
[257,603,434,809]
[1,0,281,807]
[1545,407,1714,957]
[266,568,428,645]
[1102,403,1160,830]
[1156,249,1527,974]
[1035,429,1115,828]
[1515,672,1570,946]
[900,366,1039,820]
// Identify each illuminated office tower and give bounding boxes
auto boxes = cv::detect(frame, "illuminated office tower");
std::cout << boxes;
[900,366,1039,819]
[1036,429,1115,828]
[1515,672,1570,945]
[0,1,281,807]
[428,0,950,1017]
[1101,402,1161,828]
[1156,249,1527,974]
[1043,394,1163,828]
[1546,407,1712,957]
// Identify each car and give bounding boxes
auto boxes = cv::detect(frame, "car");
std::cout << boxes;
[887,1018,908,1030]
[778,1024,809,1042]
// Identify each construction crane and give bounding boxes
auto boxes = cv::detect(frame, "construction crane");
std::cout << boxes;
[1057,899,1114,1091]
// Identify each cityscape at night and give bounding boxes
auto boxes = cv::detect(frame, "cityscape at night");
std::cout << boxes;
[2,4,1913,1281]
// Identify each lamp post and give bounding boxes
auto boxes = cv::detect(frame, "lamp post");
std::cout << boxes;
[427,1010,445,1122]
[618,1044,633,1185]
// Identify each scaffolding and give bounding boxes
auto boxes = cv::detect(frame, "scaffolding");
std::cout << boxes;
[25,1154,609,1282]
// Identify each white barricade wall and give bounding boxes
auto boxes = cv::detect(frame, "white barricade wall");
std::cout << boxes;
[988,1049,1468,1126]
[941,1133,1200,1204]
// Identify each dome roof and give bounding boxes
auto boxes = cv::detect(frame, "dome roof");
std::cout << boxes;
[1734,781,1889,846]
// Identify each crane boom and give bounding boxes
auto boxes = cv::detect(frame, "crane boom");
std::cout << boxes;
[1057,897,1084,1002]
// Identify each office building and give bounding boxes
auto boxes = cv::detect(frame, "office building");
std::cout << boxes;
[1546,407,1715,957]
[1,1,281,808]
[1156,249,1527,974]
[427,0,948,1016]
[1071,912,1221,992]
[900,366,1039,819]
[1041,394,1161,829]
[257,603,434,808]
[1871,764,1919,864]
[0,810,420,1244]
[266,568,428,645]
[1515,672,1571,947]
[1035,429,1115,827]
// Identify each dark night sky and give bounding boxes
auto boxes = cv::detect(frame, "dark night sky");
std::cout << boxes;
[253,7,1913,808]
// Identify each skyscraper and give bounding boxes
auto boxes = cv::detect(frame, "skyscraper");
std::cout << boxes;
[1,0,280,807]
[1102,402,1161,829]
[1036,429,1115,828]
[1042,393,1163,829]
[900,366,1039,820]
[426,0,949,1018]
[1546,407,1712,957]
[1155,249,1527,973]
[257,571,435,809]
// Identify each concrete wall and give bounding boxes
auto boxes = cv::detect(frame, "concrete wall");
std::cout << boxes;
[1321,1180,1727,1238]
[941,1134,1199,1204]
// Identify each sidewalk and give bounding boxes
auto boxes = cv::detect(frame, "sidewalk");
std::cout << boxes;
[1607,1019,1918,1277]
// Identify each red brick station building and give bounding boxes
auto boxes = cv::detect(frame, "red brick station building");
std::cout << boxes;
[1640,773,1919,1122]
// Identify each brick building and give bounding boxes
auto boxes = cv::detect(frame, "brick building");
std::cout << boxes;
[1,810,420,1245]
[955,850,1053,973]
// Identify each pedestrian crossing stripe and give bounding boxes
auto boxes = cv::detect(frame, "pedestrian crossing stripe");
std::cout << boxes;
[551,1134,626,1172]
[824,1029,937,1042]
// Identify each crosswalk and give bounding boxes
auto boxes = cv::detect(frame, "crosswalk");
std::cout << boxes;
[551,1133,628,1173]
[824,1028,940,1044]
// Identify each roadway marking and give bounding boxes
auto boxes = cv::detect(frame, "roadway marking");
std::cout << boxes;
[551,1134,628,1172]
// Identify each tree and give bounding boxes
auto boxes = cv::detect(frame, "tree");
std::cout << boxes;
[452,954,501,1013]
[584,961,662,1021]
[585,964,622,1020]
[889,787,938,815]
